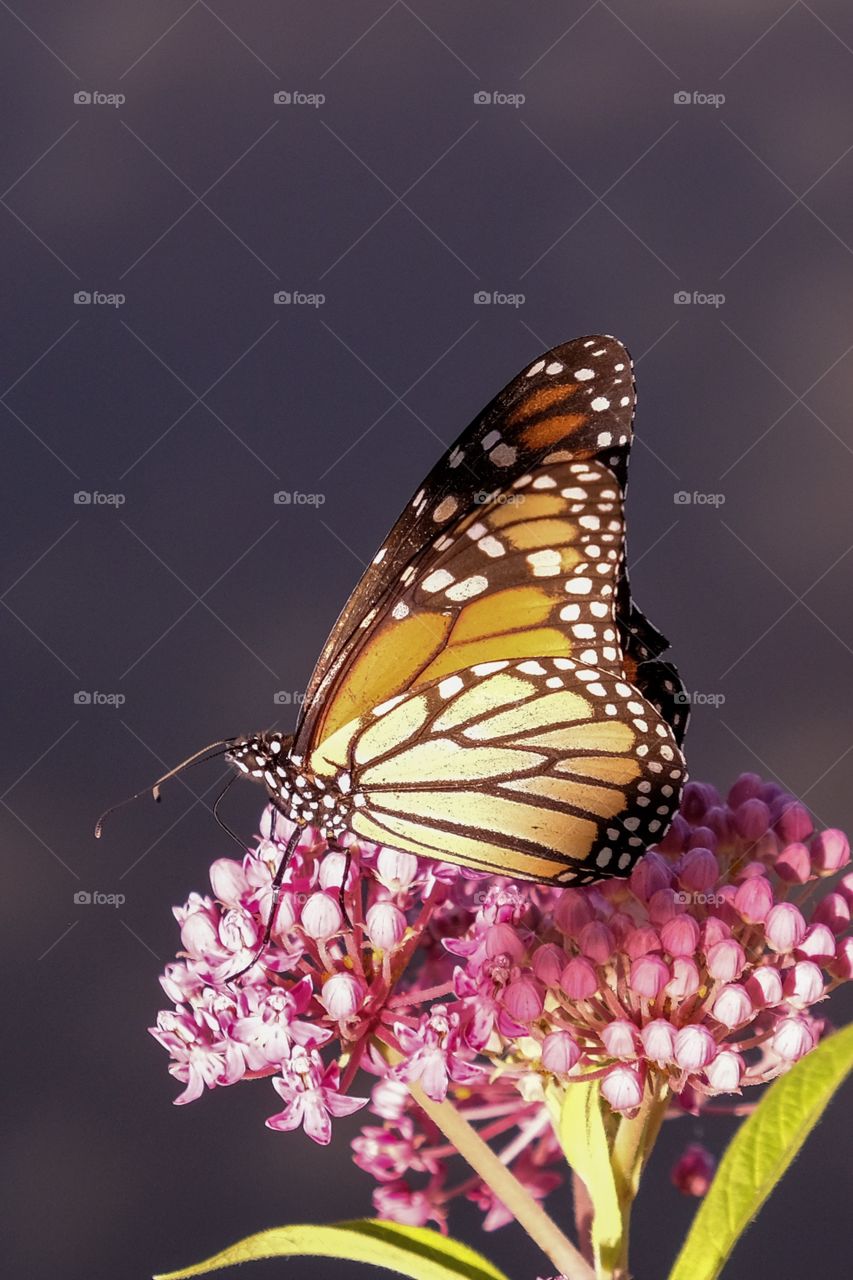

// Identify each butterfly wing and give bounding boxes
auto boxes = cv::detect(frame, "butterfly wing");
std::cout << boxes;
[308,656,685,884]
[295,335,642,753]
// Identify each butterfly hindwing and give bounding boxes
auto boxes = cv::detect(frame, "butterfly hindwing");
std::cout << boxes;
[309,656,685,883]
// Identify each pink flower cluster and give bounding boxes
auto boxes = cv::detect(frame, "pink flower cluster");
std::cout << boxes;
[151,774,851,1228]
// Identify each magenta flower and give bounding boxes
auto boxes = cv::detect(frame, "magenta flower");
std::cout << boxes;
[151,771,852,1226]
[265,1046,367,1145]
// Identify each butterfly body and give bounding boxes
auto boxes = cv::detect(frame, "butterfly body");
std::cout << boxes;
[224,335,689,888]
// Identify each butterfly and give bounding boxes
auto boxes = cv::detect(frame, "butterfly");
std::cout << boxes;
[223,335,688,890]
[98,334,688,963]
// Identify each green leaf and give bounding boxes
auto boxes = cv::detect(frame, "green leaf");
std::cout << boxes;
[668,1022,853,1280]
[551,1078,624,1273]
[154,1219,511,1280]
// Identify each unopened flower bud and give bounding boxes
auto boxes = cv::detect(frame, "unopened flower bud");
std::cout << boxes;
[772,1016,816,1062]
[796,924,835,963]
[783,960,824,1008]
[674,1024,717,1071]
[733,798,771,841]
[629,852,671,903]
[560,956,599,1000]
[376,848,418,891]
[484,922,526,962]
[366,901,406,950]
[733,875,774,924]
[712,984,753,1028]
[705,1049,744,1093]
[541,1030,581,1074]
[678,846,719,893]
[532,943,566,986]
[671,1143,716,1195]
[629,954,670,998]
[623,925,661,960]
[579,921,615,964]
[829,937,853,981]
[321,972,366,1021]
[601,1018,639,1058]
[810,829,850,875]
[745,965,783,1007]
[503,977,544,1023]
[641,1018,676,1063]
[813,893,851,935]
[554,889,595,937]
[706,939,746,982]
[661,914,700,958]
[727,772,763,807]
[774,842,812,884]
[301,892,343,940]
[666,957,700,999]
[601,1063,643,1112]
[765,902,806,952]
[773,802,813,844]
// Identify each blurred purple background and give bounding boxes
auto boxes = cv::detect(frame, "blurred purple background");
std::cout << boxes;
[3,3,852,1277]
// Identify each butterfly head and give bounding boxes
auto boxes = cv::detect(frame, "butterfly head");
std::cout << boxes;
[226,733,352,836]
[227,731,295,780]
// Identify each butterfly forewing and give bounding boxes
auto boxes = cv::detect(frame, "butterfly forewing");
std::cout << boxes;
[294,335,636,752]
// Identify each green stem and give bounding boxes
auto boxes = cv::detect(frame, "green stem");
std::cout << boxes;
[609,1079,671,1275]
[408,1080,595,1280]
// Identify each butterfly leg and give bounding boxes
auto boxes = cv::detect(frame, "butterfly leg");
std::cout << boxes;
[227,821,302,984]
[325,842,353,930]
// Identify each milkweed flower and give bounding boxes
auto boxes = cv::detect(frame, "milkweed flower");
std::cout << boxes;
[151,773,851,1230]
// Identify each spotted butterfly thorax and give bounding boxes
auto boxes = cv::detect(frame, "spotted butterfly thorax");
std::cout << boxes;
[225,335,688,894]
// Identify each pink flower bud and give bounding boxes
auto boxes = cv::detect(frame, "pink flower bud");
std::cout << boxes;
[687,825,718,852]
[371,1078,409,1120]
[630,954,670,998]
[671,1142,716,1195]
[601,1019,639,1058]
[666,957,700,999]
[839,873,853,910]
[532,943,566,986]
[484,922,526,963]
[682,782,719,822]
[702,917,732,949]
[623,925,661,960]
[783,960,825,1008]
[554,889,595,937]
[733,875,774,924]
[318,851,350,890]
[657,812,689,854]
[773,802,813,844]
[774,842,812,884]
[745,965,783,1007]
[579,921,615,964]
[733,798,771,841]
[648,888,683,926]
[560,956,599,1000]
[601,1063,644,1112]
[678,847,719,893]
[629,852,672,903]
[674,1024,717,1071]
[772,1016,817,1062]
[796,924,835,963]
[810,828,850,875]
[209,858,248,907]
[301,892,343,940]
[503,977,544,1023]
[321,972,366,1021]
[765,902,807,952]
[706,939,746,982]
[728,772,763,808]
[829,937,853,981]
[705,1049,744,1093]
[365,901,407,950]
[661,914,700,958]
[704,806,735,844]
[376,847,418,891]
[712,984,753,1028]
[541,1030,581,1074]
[641,1018,676,1063]
[813,893,851,935]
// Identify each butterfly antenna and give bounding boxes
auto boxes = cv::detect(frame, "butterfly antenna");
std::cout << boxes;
[94,738,236,838]
[212,774,245,852]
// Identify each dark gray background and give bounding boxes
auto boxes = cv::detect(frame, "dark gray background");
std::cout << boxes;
[3,3,852,1278]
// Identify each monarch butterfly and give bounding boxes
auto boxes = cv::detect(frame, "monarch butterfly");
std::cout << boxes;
[99,335,688,950]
